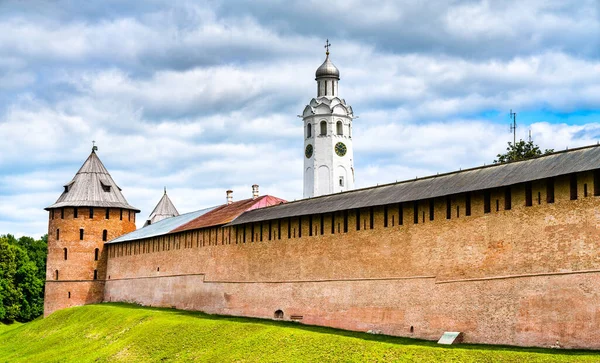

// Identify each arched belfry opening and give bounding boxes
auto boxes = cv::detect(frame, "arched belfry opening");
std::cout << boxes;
[320,121,327,136]
[306,123,312,138]
[274,309,284,319]
[337,121,343,135]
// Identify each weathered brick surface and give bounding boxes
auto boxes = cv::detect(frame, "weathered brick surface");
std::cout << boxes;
[105,273,600,348]
[44,207,136,316]
[54,172,600,348]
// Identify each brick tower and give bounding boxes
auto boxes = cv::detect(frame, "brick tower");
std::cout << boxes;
[44,147,139,316]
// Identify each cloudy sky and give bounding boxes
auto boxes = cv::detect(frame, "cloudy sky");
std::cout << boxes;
[1,0,599,237]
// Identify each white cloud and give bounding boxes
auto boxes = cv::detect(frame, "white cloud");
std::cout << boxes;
[1,0,599,237]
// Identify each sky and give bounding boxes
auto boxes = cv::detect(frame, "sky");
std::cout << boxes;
[1,0,599,238]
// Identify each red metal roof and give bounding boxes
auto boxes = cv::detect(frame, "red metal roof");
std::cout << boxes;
[170,195,286,233]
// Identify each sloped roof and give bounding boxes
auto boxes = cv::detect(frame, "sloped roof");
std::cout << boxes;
[108,206,217,244]
[144,189,179,227]
[303,96,353,118]
[171,195,286,233]
[45,150,139,211]
[228,144,600,226]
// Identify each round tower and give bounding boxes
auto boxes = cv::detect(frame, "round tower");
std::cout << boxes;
[302,41,355,198]
[44,147,139,316]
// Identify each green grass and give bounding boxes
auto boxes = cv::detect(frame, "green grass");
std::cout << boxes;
[0,303,598,362]
[0,321,22,334]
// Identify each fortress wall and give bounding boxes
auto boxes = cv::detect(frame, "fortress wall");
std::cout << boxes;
[104,172,600,348]
[105,273,600,349]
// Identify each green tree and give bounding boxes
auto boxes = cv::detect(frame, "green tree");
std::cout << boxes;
[494,139,554,163]
[15,235,47,283]
[0,234,46,322]
[15,259,44,320]
[0,237,20,321]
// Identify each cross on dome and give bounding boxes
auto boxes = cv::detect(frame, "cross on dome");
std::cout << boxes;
[315,40,339,80]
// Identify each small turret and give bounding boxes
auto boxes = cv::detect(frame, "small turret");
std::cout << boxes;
[144,188,179,227]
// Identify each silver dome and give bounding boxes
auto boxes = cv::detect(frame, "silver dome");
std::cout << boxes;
[315,54,340,79]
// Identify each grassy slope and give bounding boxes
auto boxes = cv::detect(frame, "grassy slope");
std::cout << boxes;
[0,321,21,334]
[0,304,598,362]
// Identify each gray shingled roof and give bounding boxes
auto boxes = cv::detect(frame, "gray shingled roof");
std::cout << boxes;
[108,206,217,244]
[143,189,179,227]
[228,144,600,226]
[45,150,139,211]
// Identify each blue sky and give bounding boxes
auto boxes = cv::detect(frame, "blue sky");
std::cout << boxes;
[1,0,599,237]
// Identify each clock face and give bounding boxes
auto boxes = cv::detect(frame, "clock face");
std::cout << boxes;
[305,144,313,158]
[335,142,347,157]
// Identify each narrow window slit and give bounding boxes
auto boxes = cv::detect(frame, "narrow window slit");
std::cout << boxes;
[429,200,434,221]
[525,182,533,206]
[484,191,491,213]
[413,202,418,224]
[570,174,578,200]
[465,193,471,216]
[383,206,388,227]
[547,178,555,203]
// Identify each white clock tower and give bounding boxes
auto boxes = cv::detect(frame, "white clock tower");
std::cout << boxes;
[302,41,355,198]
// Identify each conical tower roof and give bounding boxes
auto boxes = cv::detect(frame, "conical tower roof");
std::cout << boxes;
[143,188,179,227]
[45,149,139,211]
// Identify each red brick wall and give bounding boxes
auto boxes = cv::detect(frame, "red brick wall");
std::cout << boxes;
[45,207,136,316]
[103,172,600,348]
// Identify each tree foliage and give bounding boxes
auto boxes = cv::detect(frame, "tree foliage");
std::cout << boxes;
[0,234,47,322]
[494,139,554,163]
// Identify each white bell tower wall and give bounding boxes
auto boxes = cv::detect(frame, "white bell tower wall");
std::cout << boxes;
[302,100,355,198]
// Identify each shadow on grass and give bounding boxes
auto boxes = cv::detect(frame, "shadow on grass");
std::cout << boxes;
[94,302,599,357]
